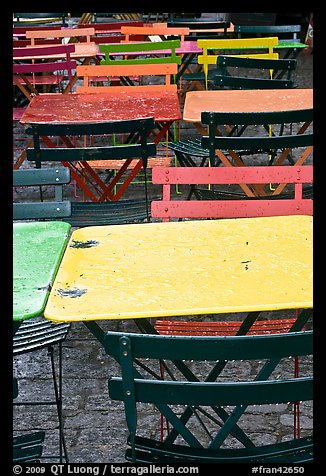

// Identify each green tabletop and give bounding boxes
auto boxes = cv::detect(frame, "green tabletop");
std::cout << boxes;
[13,221,71,322]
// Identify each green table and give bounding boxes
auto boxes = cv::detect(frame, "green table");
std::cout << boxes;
[13,221,71,332]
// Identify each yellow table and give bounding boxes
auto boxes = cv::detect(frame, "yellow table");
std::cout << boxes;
[44,216,312,332]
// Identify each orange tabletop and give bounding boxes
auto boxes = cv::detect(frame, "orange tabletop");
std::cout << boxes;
[183,89,313,124]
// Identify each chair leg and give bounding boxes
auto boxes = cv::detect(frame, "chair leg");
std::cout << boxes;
[293,355,300,439]
[48,343,69,462]
[159,361,170,441]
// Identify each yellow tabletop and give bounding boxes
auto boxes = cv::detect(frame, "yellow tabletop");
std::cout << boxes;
[44,216,312,323]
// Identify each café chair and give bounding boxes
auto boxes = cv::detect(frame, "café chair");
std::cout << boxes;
[234,24,307,60]
[104,330,313,463]
[13,433,46,463]
[13,12,68,27]
[13,167,72,219]
[13,44,77,170]
[167,108,313,199]
[13,376,45,463]
[151,163,313,440]
[13,44,77,100]
[181,54,296,98]
[213,56,297,89]
[181,36,279,93]
[13,167,71,462]
[25,118,157,216]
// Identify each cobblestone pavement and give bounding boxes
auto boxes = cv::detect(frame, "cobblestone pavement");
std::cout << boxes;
[13,46,313,464]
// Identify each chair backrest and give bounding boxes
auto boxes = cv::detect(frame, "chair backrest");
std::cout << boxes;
[234,24,302,41]
[168,19,234,40]
[99,39,182,65]
[197,37,279,89]
[151,165,313,221]
[76,21,146,43]
[13,44,77,98]
[25,118,157,169]
[105,330,313,455]
[25,27,95,45]
[201,108,313,158]
[13,167,72,220]
[213,55,297,89]
[76,63,178,93]
[13,12,68,26]
[120,25,190,42]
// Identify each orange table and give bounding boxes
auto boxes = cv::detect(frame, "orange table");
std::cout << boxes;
[183,88,313,134]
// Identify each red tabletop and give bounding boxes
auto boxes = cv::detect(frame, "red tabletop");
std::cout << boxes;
[20,91,182,125]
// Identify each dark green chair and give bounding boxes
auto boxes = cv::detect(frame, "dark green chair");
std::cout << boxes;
[213,56,297,89]
[104,330,313,463]
[13,167,72,220]
[167,108,313,199]
[13,378,45,463]
[182,55,296,95]
[234,24,307,60]
[25,118,157,222]
[13,432,46,463]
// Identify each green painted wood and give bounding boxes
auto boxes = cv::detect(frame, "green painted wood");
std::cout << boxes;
[99,40,182,65]
[13,221,71,322]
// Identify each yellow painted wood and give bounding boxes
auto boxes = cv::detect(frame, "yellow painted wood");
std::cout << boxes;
[197,37,279,89]
[44,216,312,323]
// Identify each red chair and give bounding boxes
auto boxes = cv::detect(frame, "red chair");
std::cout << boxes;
[13,44,77,170]
[151,164,313,440]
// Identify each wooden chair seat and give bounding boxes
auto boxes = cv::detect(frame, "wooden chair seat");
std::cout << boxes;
[154,317,301,336]
[126,435,313,463]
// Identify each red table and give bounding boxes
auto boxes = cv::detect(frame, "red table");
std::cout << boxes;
[20,91,181,201]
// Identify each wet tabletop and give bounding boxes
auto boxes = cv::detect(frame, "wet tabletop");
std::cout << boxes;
[183,89,313,123]
[13,221,71,322]
[20,91,182,124]
[44,215,312,323]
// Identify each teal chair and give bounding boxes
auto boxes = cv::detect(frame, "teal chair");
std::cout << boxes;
[104,330,313,463]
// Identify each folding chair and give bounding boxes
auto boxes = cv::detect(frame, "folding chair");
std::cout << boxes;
[25,118,157,213]
[104,330,313,463]
[167,108,313,199]
[13,379,45,463]
[213,56,297,89]
[151,164,313,440]
[13,44,77,170]
[13,167,71,462]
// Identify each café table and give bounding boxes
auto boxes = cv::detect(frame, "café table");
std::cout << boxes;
[43,215,312,343]
[183,88,313,134]
[13,221,71,334]
[20,90,181,202]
